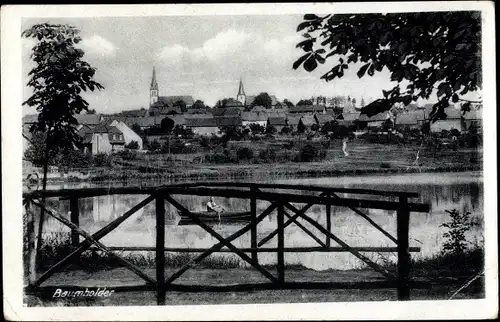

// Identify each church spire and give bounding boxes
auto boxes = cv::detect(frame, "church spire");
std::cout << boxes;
[150,67,158,90]
[237,78,245,96]
[236,78,246,106]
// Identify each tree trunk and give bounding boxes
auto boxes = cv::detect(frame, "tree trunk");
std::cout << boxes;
[35,130,51,270]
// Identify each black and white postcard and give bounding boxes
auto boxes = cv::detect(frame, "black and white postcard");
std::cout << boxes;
[1,2,497,321]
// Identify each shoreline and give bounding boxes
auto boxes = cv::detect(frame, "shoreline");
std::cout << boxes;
[32,163,482,186]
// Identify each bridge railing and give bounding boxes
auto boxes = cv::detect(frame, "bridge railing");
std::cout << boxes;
[23,182,430,304]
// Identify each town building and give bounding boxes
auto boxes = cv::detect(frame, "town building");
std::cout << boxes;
[234,78,280,109]
[185,115,219,136]
[109,119,144,150]
[241,111,268,128]
[79,121,125,155]
[149,67,195,114]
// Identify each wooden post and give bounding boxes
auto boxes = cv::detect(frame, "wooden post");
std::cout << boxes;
[250,187,258,264]
[277,202,285,284]
[326,193,331,247]
[397,196,410,300]
[25,199,37,285]
[155,195,166,305]
[69,197,79,247]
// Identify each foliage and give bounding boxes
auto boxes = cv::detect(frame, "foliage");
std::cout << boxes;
[148,139,161,151]
[116,149,136,160]
[440,209,473,256]
[297,120,306,133]
[24,131,59,166]
[160,117,175,133]
[251,92,273,109]
[249,123,265,134]
[125,140,139,150]
[311,123,320,131]
[86,109,96,114]
[215,98,243,108]
[173,100,187,113]
[236,147,254,161]
[55,148,92,169]
[22,23,104,149]
[382,118,394,132]
[92,153,113,167]
[280,126,293,134]
[321,120,338,134]
[297,99,313,106]
[192,100,206,109]
[293,12,481,120]
[298,144,317,162]
[265,124,277,134]
[283,99,295,107]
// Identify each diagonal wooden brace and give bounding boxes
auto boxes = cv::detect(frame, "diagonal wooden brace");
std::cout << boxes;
[164,194,278,283]
[331,192,398,244]
[258,192,325,247]
[163,200,278,285]
[283,210,327,248]
[30,198,156,286]
[284,202,396,280]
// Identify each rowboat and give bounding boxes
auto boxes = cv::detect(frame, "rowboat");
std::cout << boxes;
[177,211,252,225]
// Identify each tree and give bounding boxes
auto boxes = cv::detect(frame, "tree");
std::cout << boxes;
[125,140,139,150]
[297,120,306,133]
[283,99,295,107]
[161,117,175,134]
[215,97,243,109]
[297,99,313,106]
[173,100,187,113]
[87,108,96,114]
[249,123,265,134]
[23,23,104,262]
[293,12,481,121]
[192,100,206,109]
[361,97,366,107]
[251,92,273,109]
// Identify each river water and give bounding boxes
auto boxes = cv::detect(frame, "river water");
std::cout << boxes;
[35,171,484,270]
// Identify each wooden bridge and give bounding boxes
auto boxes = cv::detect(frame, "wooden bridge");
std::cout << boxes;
[23,182,430,304]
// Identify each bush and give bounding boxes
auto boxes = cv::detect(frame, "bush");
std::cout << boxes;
[380,162,391,169]
[258,148,277,162]
[440,209,473,256]
[297,144,317,162]
[125,140,139,150]
[116,149,136,160]
[92,153,113,167]
[236,147,254,161]
[148,139,161,151]
[280,126,292,134]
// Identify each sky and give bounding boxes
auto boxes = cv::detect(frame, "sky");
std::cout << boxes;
[21,14,479,115]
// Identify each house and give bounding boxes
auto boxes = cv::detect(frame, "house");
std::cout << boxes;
[241,111,268,128]
[132,116,162,130]
[336,112,360,127]
[109,120,144,150]
[212,107,243,117]
[358,111,393,130]
[215,116,242,128]
[429,107,463,133]
[149,104,183,116]
[119,109,148,118]
[288,105,326,114]
[74,114,104,129]
[185,108,212,115]
[267,116,287,132]
[395,110,425,131]
[165,115,186,128]
[80,121,125,155]
[298,115,316,130]
[286,115,302,131]
[185,116,219,136]
[266,108,289,118]
[314,113,336,127]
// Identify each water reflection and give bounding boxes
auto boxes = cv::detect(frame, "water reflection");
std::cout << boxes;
[35,172,484,270]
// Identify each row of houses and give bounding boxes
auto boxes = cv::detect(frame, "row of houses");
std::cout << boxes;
[22,104,482,155]
[22,114,144,155]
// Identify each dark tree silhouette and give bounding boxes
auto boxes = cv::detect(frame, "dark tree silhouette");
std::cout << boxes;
[252,92,273,109]
[293,12,481,120]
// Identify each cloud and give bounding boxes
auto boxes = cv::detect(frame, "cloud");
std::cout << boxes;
[155,29,302,75]
[79,35,117,57]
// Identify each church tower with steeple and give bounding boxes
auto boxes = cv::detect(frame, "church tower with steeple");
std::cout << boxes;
[236,78,246,106]
[150,67,159,106]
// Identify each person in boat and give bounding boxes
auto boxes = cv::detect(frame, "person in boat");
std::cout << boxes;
[207,197,224,214]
